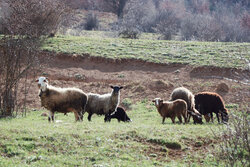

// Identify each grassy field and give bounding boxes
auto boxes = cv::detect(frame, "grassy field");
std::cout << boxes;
[0,101,229,167]
[42,33,250,69]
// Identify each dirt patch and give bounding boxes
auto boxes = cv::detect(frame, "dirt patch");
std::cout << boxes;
[190,66,250,85]
[148,80,174,91]
[216,82,229,93]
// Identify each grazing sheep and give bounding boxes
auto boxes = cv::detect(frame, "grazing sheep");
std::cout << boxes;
[152,98,188,124]
[85,86,123,121]
[104,107,131,122]
[36,77,87,122]
[170,87,202,124]
[195,92,229,123]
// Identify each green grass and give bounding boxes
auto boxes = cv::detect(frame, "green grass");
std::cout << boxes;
[42,34,250,69]
[0,101,226,167]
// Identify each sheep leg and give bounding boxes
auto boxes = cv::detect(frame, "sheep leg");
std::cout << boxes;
[178,116,182,124]
[87,113,92,121]
[70,109,81,122]
[187,111,192,122]
[171,117,175,124]
[104,115,111,122]
[80,114,83,121]
[48,111,54,122]
[80,110,85,121]
[78,111,83,121]
[216,113,220,123]
[183,113,188,124]
[220,111,227,123]
[104,113,111,123]
[162,117,166,124]
[73,112,79,122]
[204,114,210,122]
[210,113,214,123]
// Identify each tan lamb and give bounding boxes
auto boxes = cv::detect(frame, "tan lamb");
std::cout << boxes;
[152,98,188,124]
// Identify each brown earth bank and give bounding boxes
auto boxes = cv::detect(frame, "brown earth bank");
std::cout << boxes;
[22,52,250,110]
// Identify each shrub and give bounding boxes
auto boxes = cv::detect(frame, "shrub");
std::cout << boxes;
[118,27,140,39]
[84,12,99,30]
[219,14,250,42]
[212,110,250,166]
[180,14,223,41]
[154,9,180,40]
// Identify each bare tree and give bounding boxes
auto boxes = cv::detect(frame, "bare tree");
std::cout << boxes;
[117,0,157,38]
[0,0,68,117]
[180,14,223,41]
[154,9,180,40]
[101,0,128,18]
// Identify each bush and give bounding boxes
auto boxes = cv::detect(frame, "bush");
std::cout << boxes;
[181,14,223,41]
[84,12,99,30]
[118,27,140,39]
[212,110,250,166]
[219,14,250,42]
[154,9,180,40]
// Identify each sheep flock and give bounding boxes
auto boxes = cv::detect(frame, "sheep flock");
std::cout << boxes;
[36,76,229,124]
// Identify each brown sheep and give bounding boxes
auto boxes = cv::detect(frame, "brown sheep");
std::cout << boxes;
[152,98,188,124]
[170,87,203,124]
[37,77,87,122]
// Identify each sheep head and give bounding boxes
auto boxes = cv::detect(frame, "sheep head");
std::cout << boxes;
[221,109,229,123]
[187,110,203,124]
[152,98,163,107]
[110,86,123,94]
[36,76,48,91]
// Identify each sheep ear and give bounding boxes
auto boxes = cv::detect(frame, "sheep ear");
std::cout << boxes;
[152,100,155,102]
[110,86,114,89]
[35,79,39,82]
[119,86,123,89]
[160,100,163,102]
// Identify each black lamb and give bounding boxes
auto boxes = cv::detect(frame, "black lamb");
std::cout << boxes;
[104,107,131,122]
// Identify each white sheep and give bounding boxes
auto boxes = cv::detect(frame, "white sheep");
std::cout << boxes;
[36,77,88,122]
[170,87,202,124]
[84,86,123,121]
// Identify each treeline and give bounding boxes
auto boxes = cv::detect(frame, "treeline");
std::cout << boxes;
[64,0,250,42]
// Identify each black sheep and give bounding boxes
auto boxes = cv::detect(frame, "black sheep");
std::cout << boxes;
[104,107,131,122]
[195,92,229,123]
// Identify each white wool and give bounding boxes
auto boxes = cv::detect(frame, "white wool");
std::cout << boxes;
[86,89,120,115]
[46,85,84,94]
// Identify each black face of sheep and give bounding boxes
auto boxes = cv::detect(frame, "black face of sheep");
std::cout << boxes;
[221,109,229,123]
[110,86,123,94]
[187,110,203,124]
[194,114,203,124]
